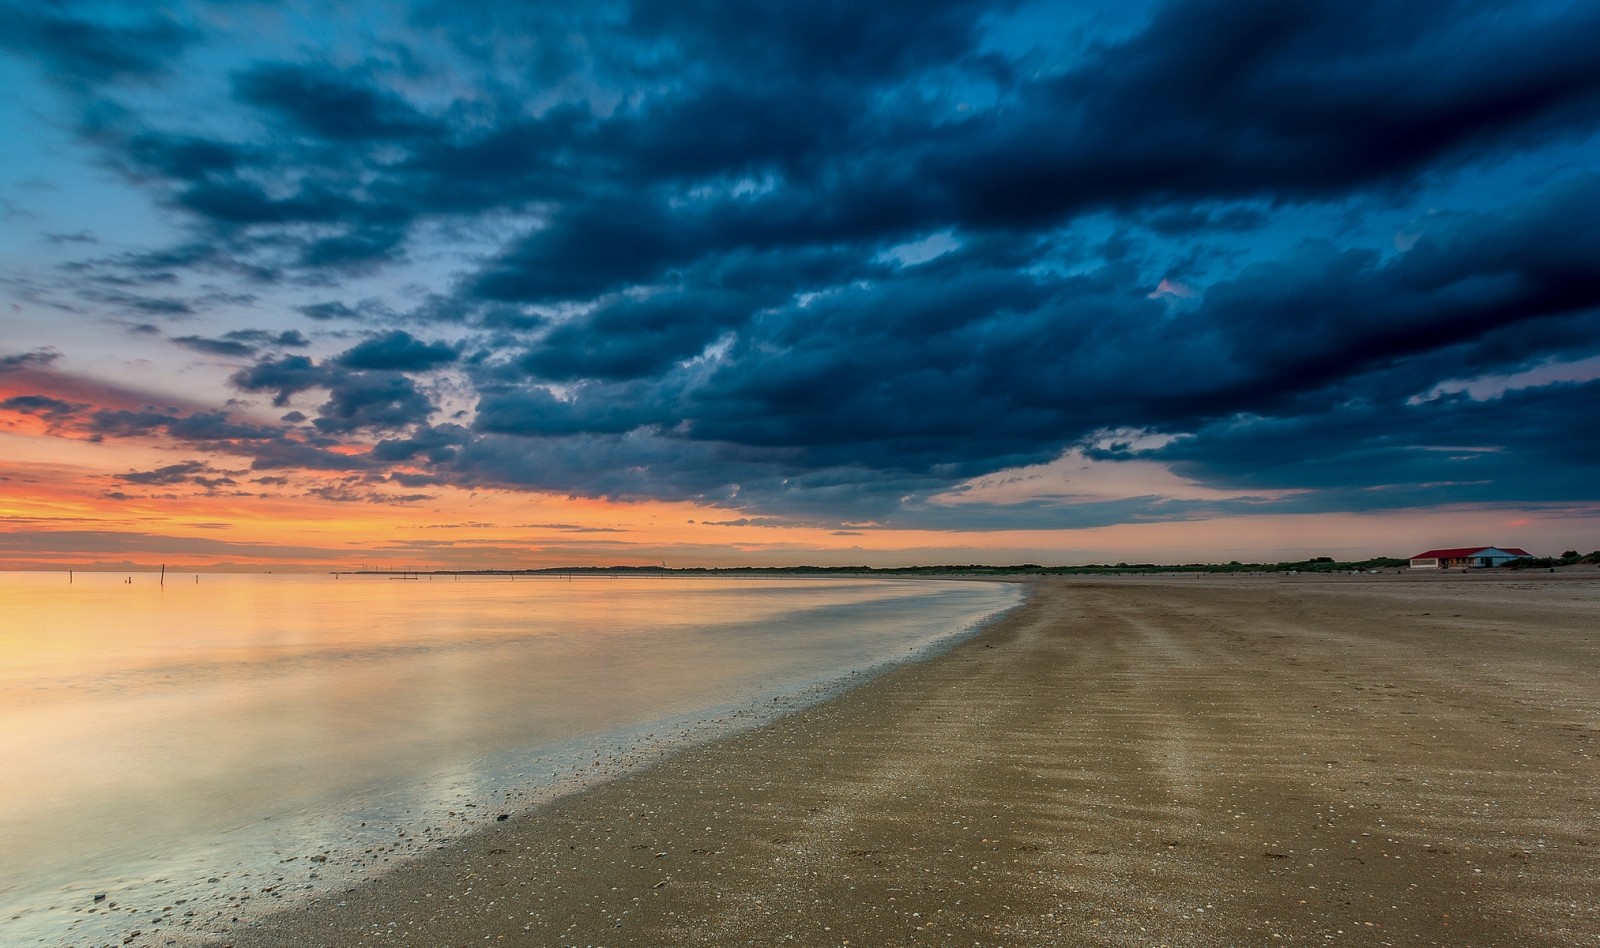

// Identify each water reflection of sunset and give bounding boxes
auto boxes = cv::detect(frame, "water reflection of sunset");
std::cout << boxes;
[0,571,1017,946]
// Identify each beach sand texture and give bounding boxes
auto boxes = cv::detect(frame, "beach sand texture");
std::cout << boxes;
[217,574,1599,946]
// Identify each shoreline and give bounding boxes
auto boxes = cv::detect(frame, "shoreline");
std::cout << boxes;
[216,573,1599,946]
[65,579,1013,948]
[3,576,1017,948]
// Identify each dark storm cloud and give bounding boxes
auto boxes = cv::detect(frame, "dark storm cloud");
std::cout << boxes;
[472,200,686,304]
[447,430,761,503]
[627,0,1002,83]
[1143,174,1600,419]
[103,114,420,273]
[310,372,436,434]
[520,290,750,381]
[173,179,354,227]
[1139,379,1600,511]
[460,0,1600,301]
[52,0,1600,275]
[13,0,1600,525]
[473,384,671,437]
[388,109,591,216]
[370,424,469,464]
[448,170,1600,518]
[124,132,250,180]
[231,62,445,142]
[60,2,1011,292]
[225,341,452,436]
[334,331,458,371]
[600,81,855,184]
[925,0,1600,228]
[881,176,1591,437]
[299,225,409,270]
[1141,206,1268,237]
[0,3,195,89]
[230,355,326,406]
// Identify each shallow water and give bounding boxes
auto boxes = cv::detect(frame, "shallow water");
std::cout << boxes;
[0,571,1018,945]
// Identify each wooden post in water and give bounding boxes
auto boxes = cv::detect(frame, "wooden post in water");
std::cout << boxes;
[69,570,73,584]
[160,563,166,586]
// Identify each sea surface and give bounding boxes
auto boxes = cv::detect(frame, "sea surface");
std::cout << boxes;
[0,570,1019,946]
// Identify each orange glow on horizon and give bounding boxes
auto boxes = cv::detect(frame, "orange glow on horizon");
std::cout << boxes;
[5,378,1597,571]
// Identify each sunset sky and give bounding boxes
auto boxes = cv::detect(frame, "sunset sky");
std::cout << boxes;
[3,0,1598,570]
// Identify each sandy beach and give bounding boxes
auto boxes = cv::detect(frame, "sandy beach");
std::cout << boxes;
[213,572,1600,947]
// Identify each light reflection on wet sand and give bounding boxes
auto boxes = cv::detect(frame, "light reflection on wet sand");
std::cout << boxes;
[0,572,1018,946]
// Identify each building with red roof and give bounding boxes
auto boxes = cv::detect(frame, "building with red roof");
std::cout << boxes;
[1408,546,1534,569]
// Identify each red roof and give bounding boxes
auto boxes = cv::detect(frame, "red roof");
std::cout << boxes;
[1410,547,1532,559]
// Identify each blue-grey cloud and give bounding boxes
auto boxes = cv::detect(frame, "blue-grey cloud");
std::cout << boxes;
[298,300,371,321]
[231,62,445,142]
[447,171,1600,520]
[118,460,238,489]
[230,355,325,406]
[520,290,750,381]
[310,372,436,434]
[88,408,282,443]
[1139,379,1600,509]
[335,330,458,371]
[0,3,195,90]
[925,0,1600,227]
[0,349,63,372]
[2,393,86,422]
[371,424,469,464]
[171,328,308,358]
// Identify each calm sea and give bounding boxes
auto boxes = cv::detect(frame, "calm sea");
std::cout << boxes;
[0,571,1019,946]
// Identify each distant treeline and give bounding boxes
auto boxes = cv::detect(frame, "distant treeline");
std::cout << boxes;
[342,555,1474,578]
[1501,550,1600,569]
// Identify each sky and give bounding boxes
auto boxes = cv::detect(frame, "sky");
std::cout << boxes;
[2,0,1599,570]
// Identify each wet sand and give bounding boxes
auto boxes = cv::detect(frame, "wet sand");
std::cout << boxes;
[215,572,1600,946]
